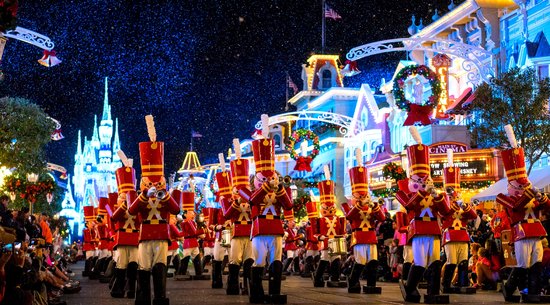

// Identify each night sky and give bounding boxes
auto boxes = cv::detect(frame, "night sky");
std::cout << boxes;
[0,0,452,177]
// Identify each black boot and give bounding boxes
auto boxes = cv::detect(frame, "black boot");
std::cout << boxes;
[222,254,229,275]
[327,258,346,288]
[292,257,301,275]
[82,257,92,277]
[402,262,412,280]
[503,267,526,302]
[192,255,210,280]
[176,256,191,280]
[202,255,212,272]
[249,266,265,304]
[301,256,314,278]
[135,270,151,305]
[268,261,287,304]
[152,263,168,305]
[282,258,293,276]
[89,257,103,280]
[313,260,328,287]
[441,264,456,293]
[347,263,364,293]
[110,268,127,298]
[524,262,543,303]
[457,260,469,287]
[241,258,254,295]
[211,260,223,289]
[126,262,138,299]
[169,256,179,278]
[400,265,425,303]
[226,263,240,295]
[424,261,449,304]
[100,258,115,283]
[363,260,381,294]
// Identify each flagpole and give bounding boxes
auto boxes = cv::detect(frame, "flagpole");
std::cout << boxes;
[285,72,289,111]
[321,0,326,53]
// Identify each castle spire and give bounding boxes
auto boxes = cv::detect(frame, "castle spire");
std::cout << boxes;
[102,77,110,121]
[91,115,100,149]
[77,130,82,155]
[112,118,121,162]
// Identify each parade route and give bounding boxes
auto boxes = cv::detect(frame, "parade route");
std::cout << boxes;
[64,261,506,305]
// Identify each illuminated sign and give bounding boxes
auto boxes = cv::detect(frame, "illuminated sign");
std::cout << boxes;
[429,142,468,154]
[430,159,488,177]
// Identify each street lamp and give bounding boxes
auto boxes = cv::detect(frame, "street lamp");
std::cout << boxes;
[290,184,298,200]
[385,178,396,211]
[26,173,39,214]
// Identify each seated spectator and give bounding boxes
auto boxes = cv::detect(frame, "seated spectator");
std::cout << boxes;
[474,247,501,290]
[468,243,481,285]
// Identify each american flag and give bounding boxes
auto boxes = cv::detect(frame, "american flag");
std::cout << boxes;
[191,130,203,138]
[324,4,341,20]
[288,76,299,95]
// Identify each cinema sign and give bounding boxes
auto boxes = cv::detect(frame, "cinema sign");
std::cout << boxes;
[429,142,468,154]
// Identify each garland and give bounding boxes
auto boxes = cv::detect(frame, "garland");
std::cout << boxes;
[4,175,56,203]
[393,65,441,126]
[382,162,407,181]
[285,128,320,172]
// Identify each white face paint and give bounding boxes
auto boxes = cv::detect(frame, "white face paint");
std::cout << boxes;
[507,180,531,197]
[253,171,279,190]
[408,174,432,192]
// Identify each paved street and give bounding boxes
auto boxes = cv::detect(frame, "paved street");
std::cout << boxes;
[65,261,506,305]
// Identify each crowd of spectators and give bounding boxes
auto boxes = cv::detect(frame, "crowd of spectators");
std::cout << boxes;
[0,195,80,305]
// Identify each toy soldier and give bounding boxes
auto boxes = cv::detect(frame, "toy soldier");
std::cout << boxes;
[110,153,141,298]
[301,198,320,278]
[498,125,550,303]
[92,197,113,280]
[397,127,450,304]
[345,152,386,294]
[395,178,414,281]
[238,115,293,304]
[203,206,224,288]
[82,206,97,277]
[178,191,209,281]
[440,150,477,294]
[220,143,254,295]
[313,166,347,288]
[282,209,301,275]
[127,115,181,305]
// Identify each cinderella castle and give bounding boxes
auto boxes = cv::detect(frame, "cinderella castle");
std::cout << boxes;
[71,77,122,214]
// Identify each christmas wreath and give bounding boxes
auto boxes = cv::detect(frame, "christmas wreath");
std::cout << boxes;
[382,162,407,182]
[393,65,441,126]
[285,128,320,172]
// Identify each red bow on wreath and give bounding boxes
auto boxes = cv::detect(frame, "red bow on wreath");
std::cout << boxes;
[294,156,313,172]
[403,104,433,126]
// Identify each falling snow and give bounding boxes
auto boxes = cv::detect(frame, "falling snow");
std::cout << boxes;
[0,0,455,175]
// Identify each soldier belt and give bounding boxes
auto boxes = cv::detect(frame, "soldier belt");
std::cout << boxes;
[142,219,167,224]
[516,219,539,225]
[256,215,279,220]
[353,227,375,232]
[236,221,252,225]
[415,217,437,221]
[119,228,139,233]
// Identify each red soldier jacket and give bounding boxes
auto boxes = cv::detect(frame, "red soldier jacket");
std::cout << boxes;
[222,196,253,238]
[305,221,320,251]
[284,227,299,251]
[315,216,346,249]
[203,226,215,248]
[127,190,180,242]
[82,228,96,252]
[496,189,549,242]
[97,224,111,250]
[346,202,385,247]
[440,198,477,246]
[396,190,450,242]
[239,183,293,237]
[168,223,184,251]
[112,203,141,248]
[181,220,205,249]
